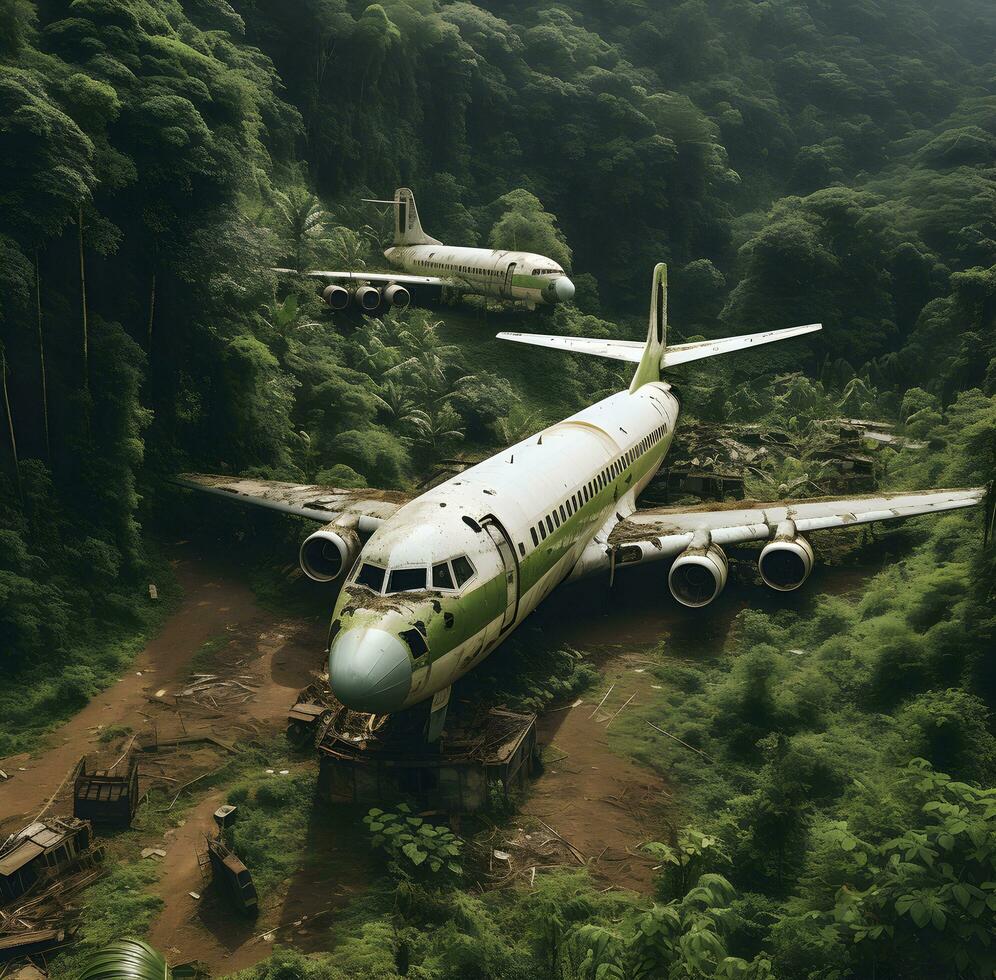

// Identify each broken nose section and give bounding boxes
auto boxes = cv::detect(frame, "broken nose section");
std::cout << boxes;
[328,628,412,714]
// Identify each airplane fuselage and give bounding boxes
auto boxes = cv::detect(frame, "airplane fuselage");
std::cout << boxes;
[327,380,680,713]
[384,244,575,307]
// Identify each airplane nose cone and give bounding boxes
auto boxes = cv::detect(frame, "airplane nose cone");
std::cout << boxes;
[553,276,575,302]
[328,628,412,713]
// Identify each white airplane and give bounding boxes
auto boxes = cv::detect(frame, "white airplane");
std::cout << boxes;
[281,187,576,313]
[178,265,986,735]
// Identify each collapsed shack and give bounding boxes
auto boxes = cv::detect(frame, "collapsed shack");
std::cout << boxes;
[0,818,103,967]
[316,705,538,813]
[72,755,140,828]
[0,818,96,905]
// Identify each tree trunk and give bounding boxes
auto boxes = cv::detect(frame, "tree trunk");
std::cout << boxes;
[1,349,22,501]
[147,268,156,352]
[78,206,88,388]
[35,251,51,460]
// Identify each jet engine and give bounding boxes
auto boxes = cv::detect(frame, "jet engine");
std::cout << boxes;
[299,523,361,582]
[322,284,350,310]
[354,285,381,311]
[758,533,814,591]
[668,543,728,607]
[382,283,411,309]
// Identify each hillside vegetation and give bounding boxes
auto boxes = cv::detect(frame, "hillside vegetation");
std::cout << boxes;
[0,1,994,977]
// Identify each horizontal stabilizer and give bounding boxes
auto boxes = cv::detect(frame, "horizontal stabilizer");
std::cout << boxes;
[497,322,821,369]
[496,332,645,363]
[661,323,822,367]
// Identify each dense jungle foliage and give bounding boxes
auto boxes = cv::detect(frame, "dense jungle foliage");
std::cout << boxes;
[1,0,995,977]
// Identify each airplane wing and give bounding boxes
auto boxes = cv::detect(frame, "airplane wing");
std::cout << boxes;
[274,268,451,288]
[496,324,822,367]
[174,474,412,532]
[606,487,987,568]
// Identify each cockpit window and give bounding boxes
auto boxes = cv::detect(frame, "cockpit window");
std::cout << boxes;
[356,563,385,592]
[387,566,427,594]
[432,562,454,589]
[451,555,475,587]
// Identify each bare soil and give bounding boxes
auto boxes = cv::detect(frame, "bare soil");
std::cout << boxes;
[521,659,671,894]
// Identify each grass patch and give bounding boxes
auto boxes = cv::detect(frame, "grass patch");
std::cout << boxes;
[0,554,181,759]
[97,724,133,744]
[48,861,163,980]
[225,768,317,898]
[187,634,233,675]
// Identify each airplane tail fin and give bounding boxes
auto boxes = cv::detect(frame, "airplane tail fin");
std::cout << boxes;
[391,188,441,247]
[629,263,668,392]
[497,262,821,389]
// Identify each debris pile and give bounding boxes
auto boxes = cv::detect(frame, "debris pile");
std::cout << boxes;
[0,818,103,966]
[646,415,925,504]
[174,674,259,710]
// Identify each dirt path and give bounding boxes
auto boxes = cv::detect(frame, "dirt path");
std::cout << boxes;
[522,660,670,894]
[0,550,267,832]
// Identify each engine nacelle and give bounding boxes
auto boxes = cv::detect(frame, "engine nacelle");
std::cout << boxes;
[668,543,728,607]
[299,524,361,582]
[354,285,381,311]
[382,283,411,309]
[322,284,350,310]
[758,533,814,591]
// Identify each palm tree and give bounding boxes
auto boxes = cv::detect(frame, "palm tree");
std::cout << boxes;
[272,187,330,271]
[374,379,420,425]
[409,404,465,460]
[494,405,546,446]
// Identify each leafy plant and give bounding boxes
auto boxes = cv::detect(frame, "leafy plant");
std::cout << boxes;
[363,804,464,885]
[644,827,732,900]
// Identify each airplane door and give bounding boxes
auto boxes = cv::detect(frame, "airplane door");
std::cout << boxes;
[482,517,519,631]
[502,262,517,299]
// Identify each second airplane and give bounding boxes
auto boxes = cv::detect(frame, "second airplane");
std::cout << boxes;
[283,187,576,313]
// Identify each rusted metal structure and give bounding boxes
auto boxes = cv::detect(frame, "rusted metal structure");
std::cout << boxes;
[660,467,745,502]
[0,818,94,904]
[72,755,140,828]
[316,706,538,813]
[205,839,258,916]
[286,702,333,748]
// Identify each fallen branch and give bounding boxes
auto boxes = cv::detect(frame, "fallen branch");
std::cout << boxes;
[536,818,586,865]
[645,721,715,763]
[604,693,635,728]
[588,684,614,720]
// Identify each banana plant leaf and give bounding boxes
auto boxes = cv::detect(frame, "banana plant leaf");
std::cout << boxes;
[78,938,171,980]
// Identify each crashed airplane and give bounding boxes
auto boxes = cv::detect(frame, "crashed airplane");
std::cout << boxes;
[178,265,987,733]
[277,187,576,312]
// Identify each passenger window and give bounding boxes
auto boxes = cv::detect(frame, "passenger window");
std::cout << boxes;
[387,566,426,593]
[452,555,475,587]
[553,511,561,528]
[547,516,554,533]
[432,562,454,589]
[356,563,385,592]
[539,523,547,540]
[559,505,566,521]
[530,527,539,546]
